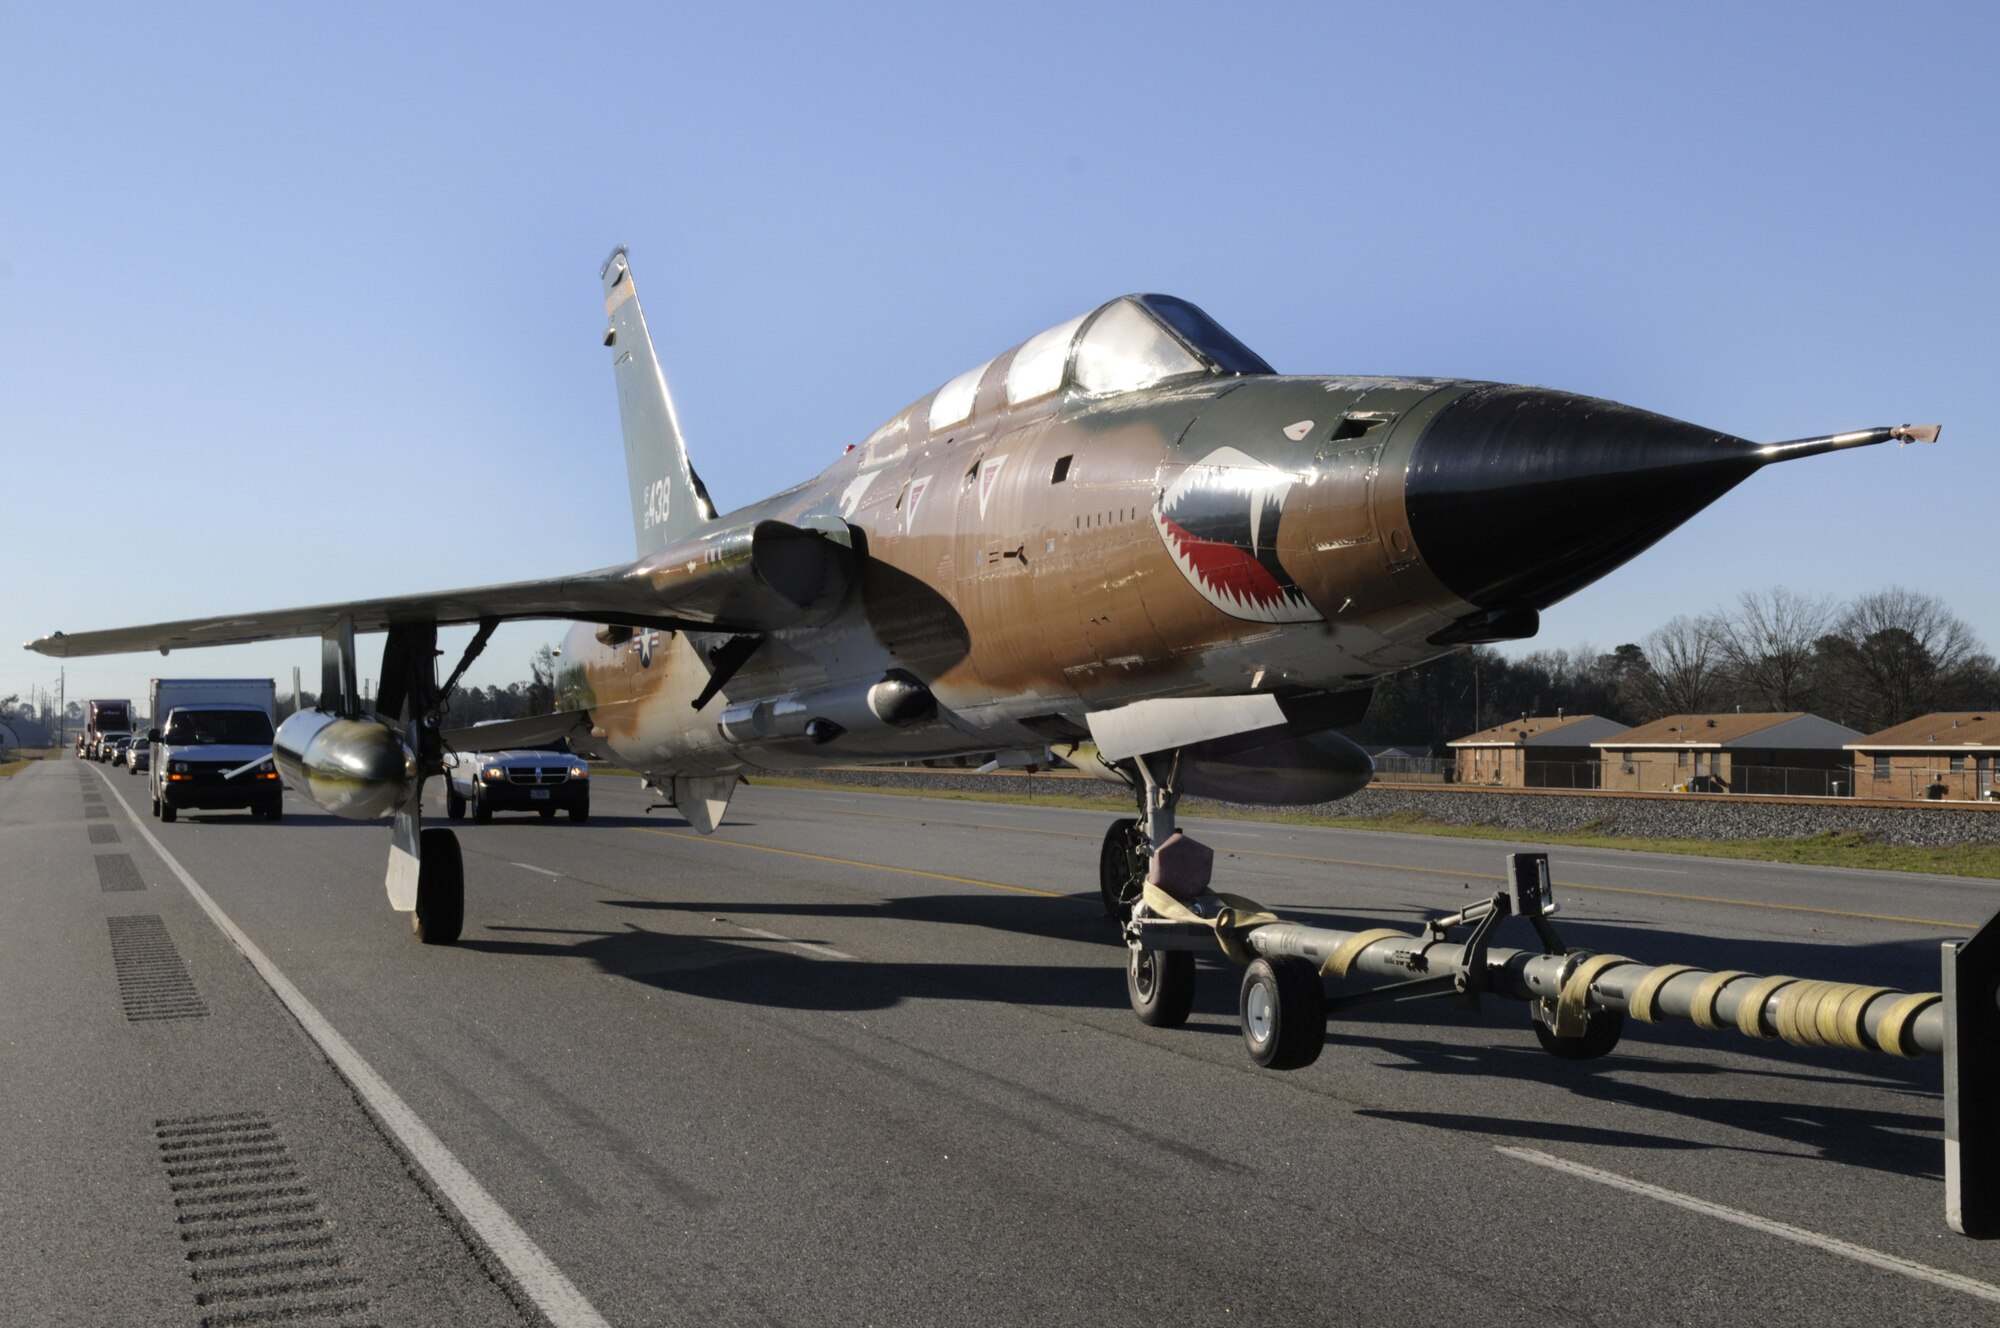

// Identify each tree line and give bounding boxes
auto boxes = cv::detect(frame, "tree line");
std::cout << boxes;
[270,646,562,727]
[1350,585,2000,754]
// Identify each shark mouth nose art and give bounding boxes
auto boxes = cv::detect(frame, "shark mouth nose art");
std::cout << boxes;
[1154,446,1322,624]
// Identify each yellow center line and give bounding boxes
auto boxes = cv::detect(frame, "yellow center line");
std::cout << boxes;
[724,793,1975,930]
[627,826,1073,899]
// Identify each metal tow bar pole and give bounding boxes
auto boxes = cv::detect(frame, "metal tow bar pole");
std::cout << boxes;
[1128,851,2000,1236]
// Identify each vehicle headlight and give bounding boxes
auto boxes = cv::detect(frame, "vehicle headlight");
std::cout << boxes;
[171,762,189,774]
[482,767,503,781]
[569,765,588,779]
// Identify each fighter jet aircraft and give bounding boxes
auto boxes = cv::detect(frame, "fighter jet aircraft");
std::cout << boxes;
[28,249,1936,943]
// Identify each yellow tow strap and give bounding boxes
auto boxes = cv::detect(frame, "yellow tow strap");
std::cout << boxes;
[1733,974,1799,1038]
[1554,954,1631,1037]
[1773,980,1837,1046]
[1830,985,1895,1053]
[1873,992,1942,1058]
[1322,929,1407,979]
[1627,964,1697,1024]
[1138,881,1281,965]
[1690,971,1751,1031]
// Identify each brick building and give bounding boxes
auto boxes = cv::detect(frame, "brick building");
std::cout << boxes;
[1448,715,1629,788]
[1591,712,1862,794]
[1845,713,2000,801]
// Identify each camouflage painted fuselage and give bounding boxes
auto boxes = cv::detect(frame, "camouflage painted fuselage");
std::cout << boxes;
[558,369,1490,779]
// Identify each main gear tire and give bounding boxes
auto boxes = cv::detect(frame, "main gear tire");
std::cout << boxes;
[411,828,465,945]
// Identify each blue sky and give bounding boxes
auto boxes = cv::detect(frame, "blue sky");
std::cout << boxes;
[3,2,1994,715]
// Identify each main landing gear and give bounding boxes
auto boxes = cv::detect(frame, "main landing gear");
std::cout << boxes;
[412,827,464,944]
[335,615,495,947]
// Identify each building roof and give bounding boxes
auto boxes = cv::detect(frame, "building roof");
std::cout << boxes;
[1846,712,2000,751]
[1448,715,1630,748]
[1591,712,1863,750]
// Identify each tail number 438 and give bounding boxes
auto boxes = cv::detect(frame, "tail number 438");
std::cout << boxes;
[643,476,672,527]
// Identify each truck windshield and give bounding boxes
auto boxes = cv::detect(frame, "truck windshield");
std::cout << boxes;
[163,711,275,744]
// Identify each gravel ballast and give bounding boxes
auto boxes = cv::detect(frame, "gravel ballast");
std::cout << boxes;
[784,768,2000,848]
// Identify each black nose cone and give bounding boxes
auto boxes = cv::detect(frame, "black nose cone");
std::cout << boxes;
[1405,386,1760,612]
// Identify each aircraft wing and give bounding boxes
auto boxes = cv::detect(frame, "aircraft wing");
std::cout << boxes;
[25,518,856,659]
[26,566,676,658]
[443,709,593,752]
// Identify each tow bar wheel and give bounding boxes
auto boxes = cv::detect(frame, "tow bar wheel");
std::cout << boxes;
[1240,956,1327,1070]
[1127,946,1196,1027]
[1531,1004,1625,1060]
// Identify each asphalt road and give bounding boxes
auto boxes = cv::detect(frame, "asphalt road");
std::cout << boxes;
[7,756,2000,1326]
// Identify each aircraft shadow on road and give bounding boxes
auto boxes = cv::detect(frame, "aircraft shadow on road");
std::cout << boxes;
[598,891,1119,947]
[1344,1027,1943,1179]
[459,919,1143,1015]
[1312,912,1950,1178]
[462,890,1952,1181]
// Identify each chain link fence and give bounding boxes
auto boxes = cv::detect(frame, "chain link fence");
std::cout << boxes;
[1439,759,1856,797]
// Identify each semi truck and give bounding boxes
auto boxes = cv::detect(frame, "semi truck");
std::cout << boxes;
[84,699,133,760]
[147,678,282,822]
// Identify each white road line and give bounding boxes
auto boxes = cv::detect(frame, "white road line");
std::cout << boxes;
[1574,862,1687,875]
[511,861,563,877]
[1497,1147,2000,1306]
[94,766,611,1328]
[712,917,857,961]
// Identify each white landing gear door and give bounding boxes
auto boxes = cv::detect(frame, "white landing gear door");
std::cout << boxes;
[386,784,424,911]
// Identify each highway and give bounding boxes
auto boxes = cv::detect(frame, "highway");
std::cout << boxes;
[6,756,2000,1325]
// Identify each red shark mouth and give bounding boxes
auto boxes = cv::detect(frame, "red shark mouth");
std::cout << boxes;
[1158,516,1306,617]
[1154,447,1322,625]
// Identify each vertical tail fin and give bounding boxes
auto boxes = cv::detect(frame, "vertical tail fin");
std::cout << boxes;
[601,247,715,556]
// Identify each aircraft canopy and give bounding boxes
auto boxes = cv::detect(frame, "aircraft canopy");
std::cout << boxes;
[925,294,1273,433]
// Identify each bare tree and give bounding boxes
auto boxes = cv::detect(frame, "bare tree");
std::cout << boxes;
[1641,614,1730,716]
[525,645,557,716]
[1817,586,1985,729]
[1712,587,1834,711]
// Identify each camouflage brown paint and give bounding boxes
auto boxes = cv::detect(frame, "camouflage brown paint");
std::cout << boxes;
[558,302,1497,786]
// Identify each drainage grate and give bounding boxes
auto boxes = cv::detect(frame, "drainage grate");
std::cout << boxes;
[153,1113,373,1327]
[107,915,208,1021]
[89,823,121,845]
[85,805,109,819]
[96,854,146,892]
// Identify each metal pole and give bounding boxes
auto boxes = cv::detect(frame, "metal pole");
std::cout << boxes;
[1244,921,1946,1057]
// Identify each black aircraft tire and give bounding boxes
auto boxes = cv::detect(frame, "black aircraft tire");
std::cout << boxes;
[150,791,160,817]
[1099,817,1146,922]
[1532,1007,1626,1060]
[445,788,465,820]
[1239,956,1326,1071]
[160,799,176,824]
[411,828,465,946]
[264,797,283,822]
[1127,947,1196,1028]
